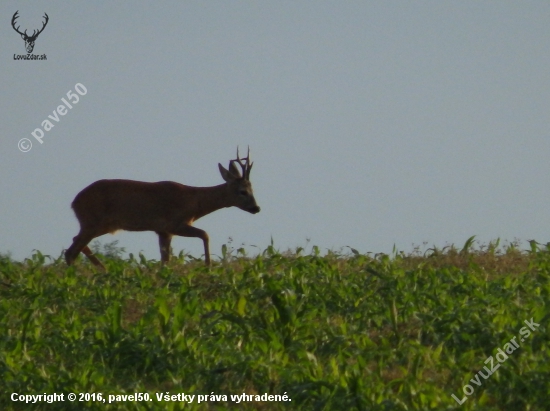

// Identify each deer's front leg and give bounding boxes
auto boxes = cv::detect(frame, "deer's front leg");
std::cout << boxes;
[173,225,210,265]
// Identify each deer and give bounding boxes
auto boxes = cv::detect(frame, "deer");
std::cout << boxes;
[11,11,49,54]
[65,148,260,268]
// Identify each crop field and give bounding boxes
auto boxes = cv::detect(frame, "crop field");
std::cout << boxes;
[1,239,549,410]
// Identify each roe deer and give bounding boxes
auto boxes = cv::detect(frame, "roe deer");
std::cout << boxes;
[65,148,260,268]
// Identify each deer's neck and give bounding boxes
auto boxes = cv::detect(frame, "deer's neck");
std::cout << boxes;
[193,184,232,220]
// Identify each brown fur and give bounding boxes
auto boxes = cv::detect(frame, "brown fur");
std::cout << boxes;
[65,157,259,268]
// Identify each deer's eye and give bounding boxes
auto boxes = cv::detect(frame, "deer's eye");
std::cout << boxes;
[239,190,248,196]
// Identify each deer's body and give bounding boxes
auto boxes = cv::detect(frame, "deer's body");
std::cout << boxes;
[72,180,234,232]
[65,149,260,267]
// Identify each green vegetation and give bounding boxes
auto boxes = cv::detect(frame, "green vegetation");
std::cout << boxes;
[1,239,549,410]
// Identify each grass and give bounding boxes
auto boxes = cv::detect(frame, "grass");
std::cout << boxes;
[0,239,549,410]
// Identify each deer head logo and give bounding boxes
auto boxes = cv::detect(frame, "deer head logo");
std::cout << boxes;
[11,11,49,54]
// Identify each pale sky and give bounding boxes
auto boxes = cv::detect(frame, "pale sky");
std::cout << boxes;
[2,2,550,261]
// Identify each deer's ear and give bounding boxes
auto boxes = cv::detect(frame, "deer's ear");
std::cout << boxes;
[219,163,235,182]
[21,34,25,40]
[228,161,242,178]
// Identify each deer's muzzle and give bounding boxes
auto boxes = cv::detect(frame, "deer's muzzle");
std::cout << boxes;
[248,205,261,214]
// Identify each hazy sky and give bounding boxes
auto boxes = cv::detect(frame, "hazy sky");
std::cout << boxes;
[2,2,550,262]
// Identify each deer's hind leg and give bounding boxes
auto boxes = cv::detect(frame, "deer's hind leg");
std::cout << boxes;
[65,230,105,268]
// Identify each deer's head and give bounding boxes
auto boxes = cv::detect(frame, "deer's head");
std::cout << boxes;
[218,147,261,214]
[12,11,49,54]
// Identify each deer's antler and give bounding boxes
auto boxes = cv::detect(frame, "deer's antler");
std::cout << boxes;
[229,146,253,180]
[30,13,49,40]
[11,11,49,40]
[11,11,26,37]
